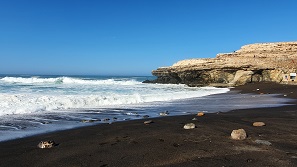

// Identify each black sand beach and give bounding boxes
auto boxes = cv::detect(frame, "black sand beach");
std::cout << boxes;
[1,82,297,167]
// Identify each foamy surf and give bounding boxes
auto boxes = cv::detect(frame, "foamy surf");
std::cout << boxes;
[0,76,141,85]
[0,75,234,141]
[0,76,229,116]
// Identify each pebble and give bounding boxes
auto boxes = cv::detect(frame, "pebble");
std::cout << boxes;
[37,140,56,149]
[103,118,110,121]
[81,119,98,123]
[253,122,266,127]
[197,112,204,117]
[144,120,153,125]
[159,111,169,116]
[41,121,51,124]
[183,123,196,129]
[231,129,247,140]
[255,139,272,146]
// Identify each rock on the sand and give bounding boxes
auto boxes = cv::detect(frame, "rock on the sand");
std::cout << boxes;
[183,123,196,129]
[37,141,56,149]
[159,111,169,116]
[253,122,266,127]
[255,139,272,146]
[197,112,204,116]
[231,129,247,140]
[144,120,153,125]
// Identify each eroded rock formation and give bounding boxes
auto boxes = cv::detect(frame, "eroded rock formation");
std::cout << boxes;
[145,42,297,87]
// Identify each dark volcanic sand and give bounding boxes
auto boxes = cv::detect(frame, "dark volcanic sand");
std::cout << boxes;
[1,82,297,167]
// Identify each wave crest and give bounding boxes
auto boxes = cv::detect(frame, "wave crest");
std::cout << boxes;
[0,76,140,85]
[0,87,229,116]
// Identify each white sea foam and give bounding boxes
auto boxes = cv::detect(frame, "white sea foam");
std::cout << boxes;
[0,76,230,116]
[0,87,229,116]
[2,75,295,142]
[0,76,140,85]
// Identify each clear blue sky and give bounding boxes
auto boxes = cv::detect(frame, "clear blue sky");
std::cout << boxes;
[0,0,296,76]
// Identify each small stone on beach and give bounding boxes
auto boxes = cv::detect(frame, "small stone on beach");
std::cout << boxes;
[37,140,56,149]
[159,111,169,116]
[183,123,196,129]
[253,122,266,127]
[197,112,204,117]
[103,118,110,122]
[81,119,98,123]
[144,120,153,125]
[254,139,272,146]
[231,129,247,140]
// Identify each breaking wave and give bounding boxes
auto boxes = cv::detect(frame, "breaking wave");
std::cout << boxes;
[0,75,230,116]
[0,76,140,85]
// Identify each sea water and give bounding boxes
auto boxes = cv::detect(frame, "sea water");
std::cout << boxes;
[0,75,290,141]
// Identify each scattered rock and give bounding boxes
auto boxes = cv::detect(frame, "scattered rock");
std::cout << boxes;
[143,115,150,118]
[253,122,266,127]
[126,112,138,115]
[183,123,196,129]
[160,111,169,116]
[231,129,247,140]
[286,152,297,159]
[41,121,51,124]
[81,119,98,123]
[103,118,110,122]
[197,112,204,117]
[173,143,180,147]
[254,139,272,146]
[144,120,153,125]
[192,118,198,121]
[37,140,56,149]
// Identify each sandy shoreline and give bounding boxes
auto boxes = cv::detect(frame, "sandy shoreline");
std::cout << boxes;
[1,82,297,167]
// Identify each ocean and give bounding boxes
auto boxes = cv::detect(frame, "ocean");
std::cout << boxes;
[0,75,289,141]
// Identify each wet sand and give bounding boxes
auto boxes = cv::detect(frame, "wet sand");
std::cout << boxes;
[1,82,297,167]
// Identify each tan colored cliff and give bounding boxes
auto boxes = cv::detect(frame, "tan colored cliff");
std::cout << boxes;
[146,41,297,87]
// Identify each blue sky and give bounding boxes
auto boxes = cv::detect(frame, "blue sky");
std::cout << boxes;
[0,0,296,76]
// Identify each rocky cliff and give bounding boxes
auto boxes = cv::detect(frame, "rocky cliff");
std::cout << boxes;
[144,41,297,87]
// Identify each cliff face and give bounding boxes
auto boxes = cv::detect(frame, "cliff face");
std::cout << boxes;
[145,42,297,87]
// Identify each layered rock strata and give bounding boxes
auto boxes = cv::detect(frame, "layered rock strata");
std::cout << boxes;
[145,42,297,87]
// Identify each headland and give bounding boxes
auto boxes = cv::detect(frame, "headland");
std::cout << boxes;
[144,41,297,87]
